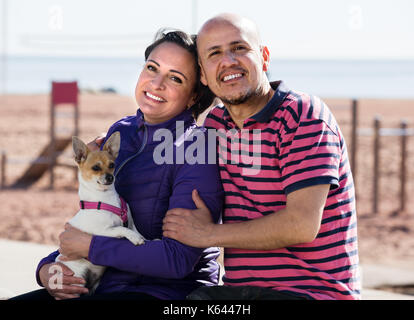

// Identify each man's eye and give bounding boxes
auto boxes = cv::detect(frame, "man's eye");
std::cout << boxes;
[209,51,219,57]
[234,46,246,51]
[92,165,101,171]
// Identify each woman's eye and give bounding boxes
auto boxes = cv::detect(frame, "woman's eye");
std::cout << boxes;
[170,76,182,83]
[147,65,156,72]
[92,165,101,171]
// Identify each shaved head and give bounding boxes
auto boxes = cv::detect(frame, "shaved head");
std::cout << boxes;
[198,13,262,49]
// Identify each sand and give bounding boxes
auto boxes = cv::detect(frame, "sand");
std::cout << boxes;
[0,93,413,268]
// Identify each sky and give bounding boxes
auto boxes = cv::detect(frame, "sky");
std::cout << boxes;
[1,0,414,59]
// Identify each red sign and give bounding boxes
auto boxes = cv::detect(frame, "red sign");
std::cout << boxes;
[51,81,78,105]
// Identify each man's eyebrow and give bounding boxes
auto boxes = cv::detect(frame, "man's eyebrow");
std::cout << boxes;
[229,40,245,46]
[206,45,221,52]
[147,59,188,80]
[206,40,246,52]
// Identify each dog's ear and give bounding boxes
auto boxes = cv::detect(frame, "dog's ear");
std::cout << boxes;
[103,131,121,159]
[72,136,89,164]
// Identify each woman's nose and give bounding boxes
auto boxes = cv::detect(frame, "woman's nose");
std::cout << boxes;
[151,74,166,89]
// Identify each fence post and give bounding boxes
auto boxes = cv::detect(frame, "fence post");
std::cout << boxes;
[50,92,56,189]
[373,116,381,213]
[400,120,407,212]
[1,151,6,189]
[350,99,358,189]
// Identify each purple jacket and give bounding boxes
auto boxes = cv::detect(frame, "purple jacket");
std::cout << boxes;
[36,109,224,299]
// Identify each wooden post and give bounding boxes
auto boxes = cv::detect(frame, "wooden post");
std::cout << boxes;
[1,151,6,189]
[400,120,407,212]
[49,94,56,189]
[49,81,78,189]
[350,99,358,189]
[373,116,381,213]
[74,100,79,182]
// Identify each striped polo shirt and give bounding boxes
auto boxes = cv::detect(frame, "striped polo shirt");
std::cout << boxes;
[204,81,360,300]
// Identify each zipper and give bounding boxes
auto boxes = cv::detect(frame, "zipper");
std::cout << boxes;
[115,125,148,177]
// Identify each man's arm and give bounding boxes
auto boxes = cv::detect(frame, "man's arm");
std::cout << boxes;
[163,184,330,250]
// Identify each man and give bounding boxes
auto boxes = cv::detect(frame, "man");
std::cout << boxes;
[163,13,360,300]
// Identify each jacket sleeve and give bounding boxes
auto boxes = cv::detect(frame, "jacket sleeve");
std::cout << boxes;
[88,129,224,279]
[89,237,205,279]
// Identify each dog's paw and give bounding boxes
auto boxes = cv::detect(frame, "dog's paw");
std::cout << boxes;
[125,232,145,246]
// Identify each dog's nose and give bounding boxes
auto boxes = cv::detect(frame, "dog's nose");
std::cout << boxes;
[105,174,114,184]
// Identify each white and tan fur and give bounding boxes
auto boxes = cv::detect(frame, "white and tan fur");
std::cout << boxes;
[56,131,144,293]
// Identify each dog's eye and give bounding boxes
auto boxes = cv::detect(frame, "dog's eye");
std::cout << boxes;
[108,162,115,169]
[92,165,101,171]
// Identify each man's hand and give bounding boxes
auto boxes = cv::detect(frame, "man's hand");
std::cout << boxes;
[163,189,215,248]
[58,224,92,261]
[39,262,88,300]
[87,133,106,151]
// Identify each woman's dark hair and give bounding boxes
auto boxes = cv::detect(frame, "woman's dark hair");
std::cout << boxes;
[144,29,215,119]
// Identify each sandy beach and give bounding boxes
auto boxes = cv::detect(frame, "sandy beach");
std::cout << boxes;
[0,93,413,268]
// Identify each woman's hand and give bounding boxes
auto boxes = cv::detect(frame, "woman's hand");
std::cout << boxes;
[39,262,88,300]
[58,224,93,261]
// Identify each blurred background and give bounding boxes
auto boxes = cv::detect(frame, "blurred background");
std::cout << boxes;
[0,0,414,297]
[1,0,413,96]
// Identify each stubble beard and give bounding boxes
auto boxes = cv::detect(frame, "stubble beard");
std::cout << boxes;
[219,87,257,106]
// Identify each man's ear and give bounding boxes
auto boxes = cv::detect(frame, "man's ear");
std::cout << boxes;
[103,131,121,159]
[199,61,208,86]
[261,45,270,72]
[187,92,197,108]
[72,136,89,164]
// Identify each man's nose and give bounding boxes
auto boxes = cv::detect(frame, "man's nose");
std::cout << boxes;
[220,51,238,67]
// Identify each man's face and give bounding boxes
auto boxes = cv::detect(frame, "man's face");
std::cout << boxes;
[197,21,268,105]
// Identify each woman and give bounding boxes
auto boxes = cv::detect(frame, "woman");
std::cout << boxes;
[12,29,223,300]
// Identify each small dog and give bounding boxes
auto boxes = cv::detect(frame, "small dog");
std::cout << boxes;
[56,131,145,293]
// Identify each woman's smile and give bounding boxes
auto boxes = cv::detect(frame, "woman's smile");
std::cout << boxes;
[145,91,166,103]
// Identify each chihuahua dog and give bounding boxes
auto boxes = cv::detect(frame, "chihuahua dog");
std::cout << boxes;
[56,131,145,293]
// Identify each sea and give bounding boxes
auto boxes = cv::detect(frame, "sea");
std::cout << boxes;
[2,56,414,99]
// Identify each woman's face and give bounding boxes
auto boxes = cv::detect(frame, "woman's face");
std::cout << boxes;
[135,42,197,124]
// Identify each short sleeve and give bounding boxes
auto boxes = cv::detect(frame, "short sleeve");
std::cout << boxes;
[279,119,341,194]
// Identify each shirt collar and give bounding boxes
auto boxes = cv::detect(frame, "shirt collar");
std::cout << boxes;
[251,80,290,123]
[222,80,290,124]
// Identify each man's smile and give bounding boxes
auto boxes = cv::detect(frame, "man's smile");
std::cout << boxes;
[219,69,246,83]
[222,73,243,82]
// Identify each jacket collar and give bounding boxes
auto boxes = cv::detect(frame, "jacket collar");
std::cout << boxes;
[136,108,194,132]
